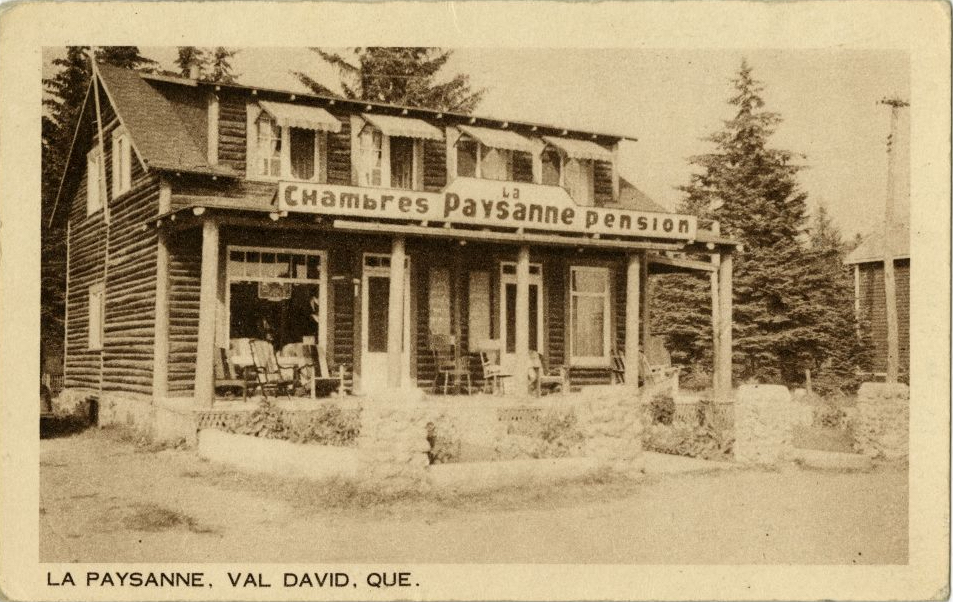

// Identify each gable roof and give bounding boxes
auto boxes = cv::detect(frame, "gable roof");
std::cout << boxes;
[844,222,910,264]
[95,63,234,176]
[617,178,669,213]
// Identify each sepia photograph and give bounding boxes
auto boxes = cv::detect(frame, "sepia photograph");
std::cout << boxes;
[0,2,949,600]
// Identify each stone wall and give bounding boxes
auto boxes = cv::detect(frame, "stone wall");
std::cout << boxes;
[734,384,812,466]
[853,382,909,460]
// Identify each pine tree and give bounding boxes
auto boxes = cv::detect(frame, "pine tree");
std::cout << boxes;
[207,47,239,83]
[175,46,207,77]
[294,47,484,113]
[653,60,863,391]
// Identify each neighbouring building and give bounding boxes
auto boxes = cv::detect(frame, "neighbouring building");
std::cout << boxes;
[53,63,737,437]
[845,223,910,379]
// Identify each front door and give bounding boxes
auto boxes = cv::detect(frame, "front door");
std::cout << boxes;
[499,262,543,375]
[361,253,411,393]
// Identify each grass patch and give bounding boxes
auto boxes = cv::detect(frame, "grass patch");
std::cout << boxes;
[122,503,217,534]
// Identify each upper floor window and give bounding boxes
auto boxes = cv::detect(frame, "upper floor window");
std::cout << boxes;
[256,113,282,177]
[541,147,562,186]
[565,158,595,206]
[86,146,104,216]
[111,128,132,196]
[357,127,385,187]
[454,126,535,184]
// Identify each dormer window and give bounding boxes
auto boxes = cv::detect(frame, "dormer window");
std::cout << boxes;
[249,101,340,181]
[111,128,132,196]
[454,125,535,183]
[541,136,614,206]
[565,158,595,206]
[255,113,282,177]
[540,147,562,186]
[352,114,443,190]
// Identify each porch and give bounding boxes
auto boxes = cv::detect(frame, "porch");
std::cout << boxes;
[151,209,736,410]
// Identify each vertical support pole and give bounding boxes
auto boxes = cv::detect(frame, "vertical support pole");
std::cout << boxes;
[716,251,733,400]
[452,245,463,369]
[624,253,641,387]
[640,256,651,351]
[152,230,169,400]
[711,253,722,394]
[881,99,906,384]
[387,236,406,388]
[853,264,861,336]
[194,219,220,407]
[514,245,531,390]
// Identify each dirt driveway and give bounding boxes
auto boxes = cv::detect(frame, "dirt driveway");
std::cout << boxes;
[40,428,907,564]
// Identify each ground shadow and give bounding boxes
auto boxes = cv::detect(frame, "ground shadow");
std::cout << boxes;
[41,416,92,439]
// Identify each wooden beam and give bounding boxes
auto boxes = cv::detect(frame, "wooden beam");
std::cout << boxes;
[194,219,219,407]
[332,219,684,252]
[640,255,650,351]
[716,252,733,400]
[514,245,531,392]
[152,231,169,399]
[710,253,721,394]
[882,99,906,383]
[646,252,716,273]
[624,253,641,387]
[387,235,406,388]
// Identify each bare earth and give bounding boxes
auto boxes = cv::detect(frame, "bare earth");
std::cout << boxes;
[40,428,908,564]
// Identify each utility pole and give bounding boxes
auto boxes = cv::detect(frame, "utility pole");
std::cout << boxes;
[879,97,908,384]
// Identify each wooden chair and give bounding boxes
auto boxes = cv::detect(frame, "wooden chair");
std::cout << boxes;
[248,338,296,400]
[530,351,569,396]
[302,344,346,398]
[644,335,681,392]
[431,333,472,395]
[214,347,249,401]
[479,349,513,395]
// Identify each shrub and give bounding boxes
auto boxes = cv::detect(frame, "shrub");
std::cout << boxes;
[642,421,734,461]
[539,410,585,458]
[649,394,676,425]
[426,419,461,465]
[225,401,360,447]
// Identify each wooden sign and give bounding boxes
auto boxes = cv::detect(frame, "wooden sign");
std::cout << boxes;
[278,178,697,241]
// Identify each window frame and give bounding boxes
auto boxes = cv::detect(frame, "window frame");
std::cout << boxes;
[540,146,564,187]
[86,145,104,216]
[568,265,611,367]
[87,282,105,351]
[111,127,132,197]
[565,157,596,206]
[225,245,329,353]
[248,106,328,183]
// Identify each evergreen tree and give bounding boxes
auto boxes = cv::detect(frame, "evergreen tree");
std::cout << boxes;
[653,60,863,391]
[294,47,484,113]
[175,46,207,77]
[207,47,239,83]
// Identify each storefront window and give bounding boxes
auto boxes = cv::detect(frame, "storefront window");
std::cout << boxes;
[570,266,609,362]
[227,246,327,354]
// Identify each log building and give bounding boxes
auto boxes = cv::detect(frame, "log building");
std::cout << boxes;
[54,63,737,437]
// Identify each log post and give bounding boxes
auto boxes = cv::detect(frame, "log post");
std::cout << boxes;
[194,219,219,407]
[711,253,722,394]
[640,256,651,351]
[387,235,406,389]
[152,230,169,400]
[514,245,531,391]
[624,253,641,387]
[881,98,907,383]
[715,251,733,400]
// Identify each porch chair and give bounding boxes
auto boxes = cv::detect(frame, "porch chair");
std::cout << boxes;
[478,349,512,395]
[214,347,249,401]
[639,336,680,397]
[529,351,569,396]
[611,350,627,384]
[248,338,297,400]
[302,344,347,398]
[431,333,472,395]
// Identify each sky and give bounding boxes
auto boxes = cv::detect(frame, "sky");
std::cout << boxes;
[45,47,910,240]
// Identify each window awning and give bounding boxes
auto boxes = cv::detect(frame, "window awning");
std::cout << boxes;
[541,136,614,162]
[259,101,342,133]
[458,125,537,154]
[361,114,444,141]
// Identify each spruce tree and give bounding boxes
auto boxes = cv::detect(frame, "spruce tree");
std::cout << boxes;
[653,60,863,391]
[175,46,207,77]
[207,47,239,83]
[294,47,484,113]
